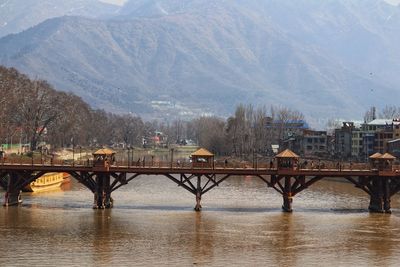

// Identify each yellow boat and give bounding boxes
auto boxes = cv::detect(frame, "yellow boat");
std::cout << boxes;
[24,172,70,192]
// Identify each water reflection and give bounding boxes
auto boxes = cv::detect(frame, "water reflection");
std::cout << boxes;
[270,213,299,267]
[92,210,113,266]
[191,212,215,265]
[349,214,396,266]
[1,177,400,266]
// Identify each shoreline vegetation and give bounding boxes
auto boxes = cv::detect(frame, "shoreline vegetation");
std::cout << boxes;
[0,65,308,159]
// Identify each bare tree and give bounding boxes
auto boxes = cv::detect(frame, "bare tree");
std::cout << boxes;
[364,106,376,123]
[192,116,227,155]
[379,105,400,119]
[326,118,342,135]
[13,80,62,150]
[273,105,305,144]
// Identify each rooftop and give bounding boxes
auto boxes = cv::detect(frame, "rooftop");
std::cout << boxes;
[276,149,299,158]
[93,148,116,155]
[366,119,400,126]
[369,152,382,159]
[191,148,214,157]
[380,153,396,160]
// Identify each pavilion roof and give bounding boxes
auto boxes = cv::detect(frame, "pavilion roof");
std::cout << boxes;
[93,148,115,155]
[276,149,299,158]
[380,153,396,160]
[369,152,382,159]
[191,148,214,157]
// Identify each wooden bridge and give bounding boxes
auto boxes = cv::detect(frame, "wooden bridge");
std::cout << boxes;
[1,149,400,213]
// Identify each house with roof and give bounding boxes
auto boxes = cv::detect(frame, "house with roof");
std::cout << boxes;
[282,130,329,157]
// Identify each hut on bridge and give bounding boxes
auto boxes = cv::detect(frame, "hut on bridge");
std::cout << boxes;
[378,153,396,171]
[275,149,299,170]
[191,148,214,168]
[369,152,382,169]
[93,148,116,170]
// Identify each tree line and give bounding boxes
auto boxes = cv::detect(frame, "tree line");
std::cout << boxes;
[1,66,306,157]
[0,66,144,151]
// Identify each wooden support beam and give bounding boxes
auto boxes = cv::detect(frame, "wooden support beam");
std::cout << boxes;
[0,172,8,190]
[163,174,196,194]
[179,174,197,191]
[292,176,324,196]
[345,176,371,195]
[2,171,46,206]
[70,171,96,192]
[201,174,231,195]
[389,178,400,197]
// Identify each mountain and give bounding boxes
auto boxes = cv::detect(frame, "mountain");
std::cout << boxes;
[0,0,120,37]
[0,0,400,125]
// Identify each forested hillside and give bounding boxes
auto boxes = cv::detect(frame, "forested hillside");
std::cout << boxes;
[0,0,400,125]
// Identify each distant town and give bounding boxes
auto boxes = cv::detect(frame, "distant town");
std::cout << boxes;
[278,117,400,161]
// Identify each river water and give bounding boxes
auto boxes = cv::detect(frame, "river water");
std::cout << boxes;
[1,175,400,266]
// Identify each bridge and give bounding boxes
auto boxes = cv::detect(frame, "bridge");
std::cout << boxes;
[1,148,400,213]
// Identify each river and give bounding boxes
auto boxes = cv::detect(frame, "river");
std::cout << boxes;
[1,175,400,266]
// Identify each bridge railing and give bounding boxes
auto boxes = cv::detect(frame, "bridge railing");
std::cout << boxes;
[2,156,400,172]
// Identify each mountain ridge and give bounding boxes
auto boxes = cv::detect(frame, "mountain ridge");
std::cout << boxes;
[0,0,399,126]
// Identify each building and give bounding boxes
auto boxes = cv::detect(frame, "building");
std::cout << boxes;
[302,130,328,157]
[351,129,363,158]
[143,131,168,148]
[282,130,328,157]
[334,122,354,159]
[362,133,375,160]
[361,119,400,132]
[388,139,400,158]
[361,119,400,154]
[374,129,394,153]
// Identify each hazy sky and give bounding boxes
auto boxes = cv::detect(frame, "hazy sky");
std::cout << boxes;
[99,0,127,6]
[385,0,400,5]
[99,0,400,6]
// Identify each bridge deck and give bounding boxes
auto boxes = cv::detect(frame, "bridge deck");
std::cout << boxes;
[0,163,387,176]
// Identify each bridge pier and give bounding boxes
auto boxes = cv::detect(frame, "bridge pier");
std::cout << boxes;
[382,177,391,213]
[282,176,293,212]
[93,173,113,209]
[368,177,383,213]
[282,193,293,212]
[368,177,388,213]
[194,175,202,211]
[3,173,22,206]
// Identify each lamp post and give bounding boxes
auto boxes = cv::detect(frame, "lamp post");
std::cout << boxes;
[127,146,131,167]
[170,148,174,168]
[252,148,255,169]
[79,146,82,165]
[131,146,134,166]
[71,136,75,166]
[19,128,22,154]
